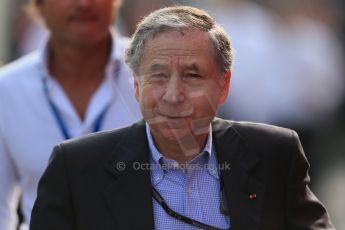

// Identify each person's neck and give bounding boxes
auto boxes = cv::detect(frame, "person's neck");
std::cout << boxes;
[48,36,112,82]
[153,133,209,164]
[46,35,112,120]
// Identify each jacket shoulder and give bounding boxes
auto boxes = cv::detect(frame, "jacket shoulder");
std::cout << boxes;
[233,121,295,140]
[213,117,295,139]
[56,121,146,161]
[58,126,131,158]
[213,118,298,153]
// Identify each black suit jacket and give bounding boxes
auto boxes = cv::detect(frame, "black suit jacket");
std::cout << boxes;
[30,118,334,230]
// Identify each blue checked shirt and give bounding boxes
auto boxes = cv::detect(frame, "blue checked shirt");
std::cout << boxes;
[146,124,231,230]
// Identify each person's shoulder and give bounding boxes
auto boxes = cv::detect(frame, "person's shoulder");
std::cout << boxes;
[213,117,296,143]
[118,35,130,45]
[234,120,293,137]
[114,31,130,45]
[110,29,130,53]
[213,118,301,163]
[57,121,145,160]
[0,51,40,85]
[60,125,132,154]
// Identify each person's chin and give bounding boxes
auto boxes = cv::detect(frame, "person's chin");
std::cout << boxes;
[164,117,189,129]
[161,128,193,142]
[148,114,194,139]
[156,112,192,125]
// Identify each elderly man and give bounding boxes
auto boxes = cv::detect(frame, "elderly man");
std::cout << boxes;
[30,6,334,230]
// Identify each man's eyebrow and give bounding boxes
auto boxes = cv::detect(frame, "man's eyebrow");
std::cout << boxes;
[141,63,166,75]
[184,64,199,72]
[144,63,200,73]
[149,63,166,72]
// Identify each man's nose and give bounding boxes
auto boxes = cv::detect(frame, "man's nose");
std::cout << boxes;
[162,77,186,104]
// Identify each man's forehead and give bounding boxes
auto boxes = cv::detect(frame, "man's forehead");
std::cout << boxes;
[141,40,214,64]
[138,30,216,73]
[144,62,201,71]
[144,30,211,51]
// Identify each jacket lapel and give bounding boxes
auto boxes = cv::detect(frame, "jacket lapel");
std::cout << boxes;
[102,120,155,230]
[213,119,265,230]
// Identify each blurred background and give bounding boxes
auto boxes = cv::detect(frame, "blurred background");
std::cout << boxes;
[1,0,344,228]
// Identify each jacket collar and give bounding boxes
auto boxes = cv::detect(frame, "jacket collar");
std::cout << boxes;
[213,118,264,230]
[103,120,155,230]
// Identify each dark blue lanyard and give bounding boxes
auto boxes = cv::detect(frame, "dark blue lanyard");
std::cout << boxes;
[42,78,110,140]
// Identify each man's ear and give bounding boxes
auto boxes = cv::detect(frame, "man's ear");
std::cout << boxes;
[218,71,231,104]
[134,76,140,102]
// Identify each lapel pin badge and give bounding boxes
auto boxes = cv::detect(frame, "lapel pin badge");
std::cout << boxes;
[249,193,257,200]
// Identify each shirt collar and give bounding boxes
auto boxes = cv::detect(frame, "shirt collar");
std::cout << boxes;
[146,122,219,185]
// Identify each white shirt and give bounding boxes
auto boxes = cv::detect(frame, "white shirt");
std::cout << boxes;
[0,29,142,230]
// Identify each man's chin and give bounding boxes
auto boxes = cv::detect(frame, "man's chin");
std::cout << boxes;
[147,115,212,137]
[164,118,190,129]
[147,115,189,128]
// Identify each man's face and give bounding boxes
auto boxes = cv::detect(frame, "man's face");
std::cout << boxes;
[135,30,230,143]
[38,0,117,46]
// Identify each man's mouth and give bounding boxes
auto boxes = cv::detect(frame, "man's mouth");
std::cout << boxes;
[161,115,188,119]
[157,110,193,119]
[69,14,98,22]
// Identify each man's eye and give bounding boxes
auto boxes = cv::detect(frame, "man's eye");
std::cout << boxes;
[185,73,201,80]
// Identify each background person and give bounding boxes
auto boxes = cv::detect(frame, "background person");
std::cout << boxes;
[0,0,141,229]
